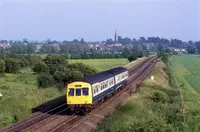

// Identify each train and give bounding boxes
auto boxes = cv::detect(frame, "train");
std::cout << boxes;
[66,67,129,113]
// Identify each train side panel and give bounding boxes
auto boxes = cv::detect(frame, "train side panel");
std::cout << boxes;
[92,71,128,102]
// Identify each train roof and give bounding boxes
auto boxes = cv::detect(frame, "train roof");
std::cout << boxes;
[107,67,127,75]
[80,67,127,84]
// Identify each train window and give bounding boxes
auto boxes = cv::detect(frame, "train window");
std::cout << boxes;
[76,89,81,96]
[109,80,112,86]
[68,88,74,96]
[96,86,99,93]
[94,87,96,94]
[82,88,89,96]
[98,84,101,90]
[105,82,108,88]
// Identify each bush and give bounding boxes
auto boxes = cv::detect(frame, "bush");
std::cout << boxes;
[43,55,68,75]
[5,58,20,73]
[20,55,42,68]
[37,73,54,88]
[33,62,49,73]
[0,60,5,77]
[53,68,84,84]
[151,91,169,103]
[67,63,97,76]
[127,52,143,62]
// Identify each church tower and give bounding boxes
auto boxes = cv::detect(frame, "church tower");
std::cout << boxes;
[114,29,118,42]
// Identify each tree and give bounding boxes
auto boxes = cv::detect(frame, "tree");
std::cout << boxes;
[27,44,36,53]
[39,44,59,54]
[0,60,5,77]
[106,38,114,45]
[8,44,28,54]
[161,52,168,63]
[122,48,131,58]
[37,72,54,88]
[195,41,200,54]
[72,39,79,43]
[128,52,138,62]
[43,55,68,75]
[54,68,84,84]
[46,38,51,44]
[118,37,132,45]
[67,63,97,76]
[188,40,194,45]
[80,38,86,44]
[139,37,146,43]
[5,58,20,73]
[22,38,28,44]
[20,55,42,67]
[187,46,195,54]
[33,62,49,73]
[197,44,200,54]
[157,43,164,52]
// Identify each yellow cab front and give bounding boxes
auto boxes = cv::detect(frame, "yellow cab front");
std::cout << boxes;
[66,82,92,105]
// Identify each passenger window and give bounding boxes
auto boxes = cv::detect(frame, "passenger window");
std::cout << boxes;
[68,88,74,96]
[82,88,89,96]
[76,89,81,96]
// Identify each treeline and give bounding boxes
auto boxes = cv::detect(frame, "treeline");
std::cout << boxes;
[0,54,42,76]
[0,38,86,45]
[1,43,90,54]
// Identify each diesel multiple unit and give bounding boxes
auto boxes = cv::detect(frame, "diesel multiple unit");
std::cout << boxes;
[66,67,128,112]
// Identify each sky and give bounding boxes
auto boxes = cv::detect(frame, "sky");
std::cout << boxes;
[0,0,199,42]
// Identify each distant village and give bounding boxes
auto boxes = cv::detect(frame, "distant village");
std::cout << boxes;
[0,31,194,54]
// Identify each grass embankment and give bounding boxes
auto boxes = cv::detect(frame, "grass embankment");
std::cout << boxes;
[96,61,183,131]
[0,58,132,128]
[171,55,200,131]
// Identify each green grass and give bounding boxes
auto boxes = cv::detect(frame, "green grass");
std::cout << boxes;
[69,58,128,72]
[171,55,200,131]
[0,68,64,128]
[96,61,183,131]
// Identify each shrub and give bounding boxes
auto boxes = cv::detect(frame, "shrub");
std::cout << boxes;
[20,55,42,68]
[0,60,5,77]
[43,55,68,75]
[67,63,97,76]
[53,68,84,84]
[5,58,20,73]
[37,72,54,88]
[33,62,49,73]
[151,91,169,103]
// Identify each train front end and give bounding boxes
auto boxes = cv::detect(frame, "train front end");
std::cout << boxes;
[66,81,92,113]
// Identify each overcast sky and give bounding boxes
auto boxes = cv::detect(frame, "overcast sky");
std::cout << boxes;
[0,0,199,41]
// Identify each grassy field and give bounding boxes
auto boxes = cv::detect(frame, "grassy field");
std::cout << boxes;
[171,55,200,131]
[96,61,183,131]
[69,58,128,72]
[0,68,64,128]
[0,58,136,128]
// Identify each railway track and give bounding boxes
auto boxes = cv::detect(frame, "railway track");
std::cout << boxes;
[0,56,157,132]
[48,56,157,132]
[0,103,68,132]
